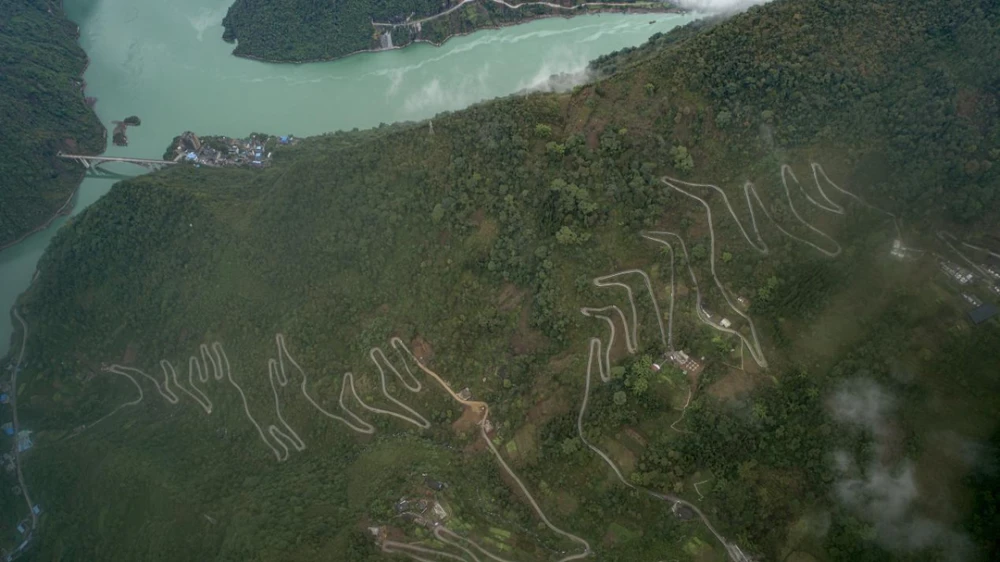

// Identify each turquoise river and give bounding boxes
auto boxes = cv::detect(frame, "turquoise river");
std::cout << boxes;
[0,0,700,352]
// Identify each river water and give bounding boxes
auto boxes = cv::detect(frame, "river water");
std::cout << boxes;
[0,0,698,352]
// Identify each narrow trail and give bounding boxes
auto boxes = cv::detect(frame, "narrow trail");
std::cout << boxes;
[10,309,38,530]
[390,339,594,562]
[372,0,653,28]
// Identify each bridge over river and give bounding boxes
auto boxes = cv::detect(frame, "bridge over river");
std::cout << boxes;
[58,152,176,171]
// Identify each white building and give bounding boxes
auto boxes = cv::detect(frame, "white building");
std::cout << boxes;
[962,293,983,308]
[940,261,973,285]
[890,239,907,259]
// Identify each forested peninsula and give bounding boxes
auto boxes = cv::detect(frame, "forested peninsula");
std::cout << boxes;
[0,0,104,249]
[222,0,671,63]
[5,1,1000,561]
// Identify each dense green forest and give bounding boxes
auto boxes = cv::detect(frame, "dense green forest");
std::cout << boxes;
[0,0,104,248]
[221,0,664,62]
[3,0,1000,561]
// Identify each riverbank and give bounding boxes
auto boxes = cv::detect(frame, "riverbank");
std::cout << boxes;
[0,184,79,254]
[225,0,683,64]
[0,3,698,356]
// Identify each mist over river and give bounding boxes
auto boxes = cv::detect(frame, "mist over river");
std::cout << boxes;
[0,0,699,351]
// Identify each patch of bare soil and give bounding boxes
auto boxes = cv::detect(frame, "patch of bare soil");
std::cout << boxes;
[546,352,575,374]
[496,283,525,312]
[707,370,759,400]
[451,405,480,436]
[122,342,138,365]
[525,392,570,425]
[955,88,980,120]
[410,336,433,362]
[384,526,407,542]
[684,208,712,241]
[463,435,487,455]
[621,427,648,448]
[687,368,702,391]
[603,439,636,474]
[674,282,691,299]
[553,491,578,516]
[510,305,546,355]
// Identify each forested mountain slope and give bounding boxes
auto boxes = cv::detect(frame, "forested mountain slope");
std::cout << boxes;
[5,1,1000,561]
[0,0,104,248]
[221,0,666,62]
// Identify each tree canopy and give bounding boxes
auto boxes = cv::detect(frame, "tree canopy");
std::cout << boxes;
[0,0,104,247]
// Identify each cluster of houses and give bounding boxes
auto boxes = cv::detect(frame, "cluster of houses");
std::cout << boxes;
[982,257,1000,298]
[169,131,298,168]
[3,506,40,561]
[889,239,923,260]
[939,260,974,285]
[1,373,40,562]
[652,350,704,377]
[937,256,1000,325]
[376,475,451,543]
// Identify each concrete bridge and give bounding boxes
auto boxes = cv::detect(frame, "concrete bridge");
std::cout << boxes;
[58,152,176,171]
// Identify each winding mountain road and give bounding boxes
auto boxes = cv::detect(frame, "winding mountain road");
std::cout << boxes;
[100,334,434,461]
[82,161,895,560]
[578,279,748,561]
[393,340,594,562]
[567,161,894,560]
[654,162,902,368]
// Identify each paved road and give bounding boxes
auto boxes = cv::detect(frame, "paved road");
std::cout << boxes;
[576,292,749,561]
[11,309,38,530]
[373,0,655,28]
[397,341,594,561]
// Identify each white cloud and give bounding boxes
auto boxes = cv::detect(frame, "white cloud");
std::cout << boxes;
[674,0,773,13]
[829,378,895,438]
[835,460,972,560]
[402,64,492,115]
[829,379,973,560]
[517,46,592,93]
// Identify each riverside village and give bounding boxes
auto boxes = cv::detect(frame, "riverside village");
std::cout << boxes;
[166,131,299,168]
